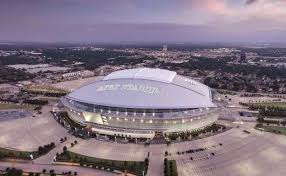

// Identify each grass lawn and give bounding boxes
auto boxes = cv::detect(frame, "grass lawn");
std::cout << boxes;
[0,103,35,110]
[262,126,286,135]
[250,102,286,109]
[57,151,147,176]
[0,143,55,160]
[25,85,68,94]
[0,147,38,160]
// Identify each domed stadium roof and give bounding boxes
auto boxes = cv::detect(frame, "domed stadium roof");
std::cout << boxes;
[66,68,216,109]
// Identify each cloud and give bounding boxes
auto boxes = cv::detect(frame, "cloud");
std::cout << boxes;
[186,0,227,14]
[245,0,258,5]
[1,0,286,43]
[1,22,285,43]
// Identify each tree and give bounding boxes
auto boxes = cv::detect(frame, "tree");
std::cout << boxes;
[6,167,23,176]
[38,146,44,154]
[144,158,149,166]
[63,146,67,153]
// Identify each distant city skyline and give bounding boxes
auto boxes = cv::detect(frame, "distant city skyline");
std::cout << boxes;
[1,0,286,43]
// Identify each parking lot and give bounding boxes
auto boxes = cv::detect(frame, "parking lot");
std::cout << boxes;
[0,103,285,176]
[0,106,69,151]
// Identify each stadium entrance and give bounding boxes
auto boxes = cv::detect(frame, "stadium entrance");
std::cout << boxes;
[154,131,163,138]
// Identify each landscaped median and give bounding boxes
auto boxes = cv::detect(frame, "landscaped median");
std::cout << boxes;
[0,142,55,161]
[165,123,228,143]
[164,158,178,176]
[55,150,149,176]
[0,102,36,110]
[1,167,78,176]
[256,123,286,136]
[0,147,37,160]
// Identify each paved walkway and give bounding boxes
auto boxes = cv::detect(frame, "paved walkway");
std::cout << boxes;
[146,152,164,176]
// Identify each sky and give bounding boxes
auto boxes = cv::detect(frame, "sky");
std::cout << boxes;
[0,0,286,43]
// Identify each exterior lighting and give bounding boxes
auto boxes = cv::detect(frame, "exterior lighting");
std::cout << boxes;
[62,68,218,139]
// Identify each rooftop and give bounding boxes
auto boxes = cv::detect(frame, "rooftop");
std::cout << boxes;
[103,68,177,83]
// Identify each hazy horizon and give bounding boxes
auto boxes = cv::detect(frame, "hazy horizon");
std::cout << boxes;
[1,0,286,43]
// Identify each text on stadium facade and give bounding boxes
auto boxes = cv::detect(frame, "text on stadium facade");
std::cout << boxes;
[96,84,160,94]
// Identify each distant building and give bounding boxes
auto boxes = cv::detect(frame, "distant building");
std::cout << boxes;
[62,70,94,79]
[163,45,168,52]
[17,80,33,86]
[0,84,20,99]
[240,52,247,62]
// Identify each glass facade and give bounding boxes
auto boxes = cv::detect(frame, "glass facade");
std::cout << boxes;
[62,97,219,138]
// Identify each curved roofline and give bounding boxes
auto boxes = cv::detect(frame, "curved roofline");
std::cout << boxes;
[65,95,216,109]
[66,68,216,110]
[98,77,206,97]
[103,68,177,83]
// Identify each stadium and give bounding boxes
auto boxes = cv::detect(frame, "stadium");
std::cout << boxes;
[61,68,219,140]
